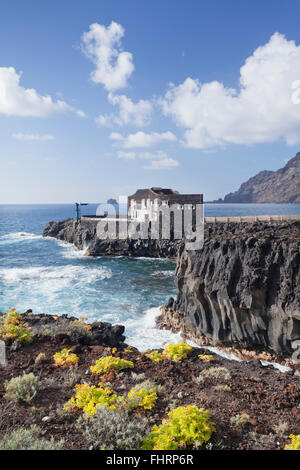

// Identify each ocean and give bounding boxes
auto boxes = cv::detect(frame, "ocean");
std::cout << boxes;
[0,203,299,350]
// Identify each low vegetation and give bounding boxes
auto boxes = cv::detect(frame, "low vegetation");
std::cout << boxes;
[0,425,64,450]
[63,384,121,415]
[145,340,193,363]
[76,406,149,450]
[230,413,251,428]
[285,434,300,450]
[4,373,38,404]
[53,348,79,367]
[1,311,299,451]
[90,356,134,374]
[142,406,215,450]
[194,366,231,383]
[0,308,32,345]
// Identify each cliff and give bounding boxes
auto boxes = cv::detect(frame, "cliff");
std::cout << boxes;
[157,221,300,354]
[43,218,179,258]
[223,152,300,203]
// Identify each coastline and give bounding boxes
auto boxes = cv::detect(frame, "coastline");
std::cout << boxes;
[0,311,299,450]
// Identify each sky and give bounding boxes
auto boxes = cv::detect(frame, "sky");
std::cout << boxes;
[1,0,300,203]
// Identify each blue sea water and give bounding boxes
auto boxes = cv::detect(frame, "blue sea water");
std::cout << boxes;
[0,203,299,349]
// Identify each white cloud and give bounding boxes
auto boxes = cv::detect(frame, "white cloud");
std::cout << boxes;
[109,130,177,148]
[161,33,300,148]
[96,93,152,127]
[81,22,134,91]
[116,149,179,169]
[12,133,55,141]
[109,132,124,141]
[0,67,85,118]
[144,156,179,170]
[117,150,136,159]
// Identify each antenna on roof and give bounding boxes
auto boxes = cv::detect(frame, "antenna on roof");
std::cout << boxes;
[75,202,88,222]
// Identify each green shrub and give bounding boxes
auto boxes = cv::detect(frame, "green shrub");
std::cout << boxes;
[214,384,231,392]
[132,379,166,398]
[76,406,149,450]
[0,425,64,450]
[90,356,134,374]
[230,413,250,427]
[142,405,215,450]
[5,373,38,403]
[195,367,231,383]
[34,352,47,365]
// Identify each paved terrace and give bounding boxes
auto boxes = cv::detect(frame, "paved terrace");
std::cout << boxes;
[81,214,300,223]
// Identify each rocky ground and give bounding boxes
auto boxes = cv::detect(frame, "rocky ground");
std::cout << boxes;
[0,313,299,450]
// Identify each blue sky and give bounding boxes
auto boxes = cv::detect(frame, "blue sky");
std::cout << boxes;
[1,0,300,203]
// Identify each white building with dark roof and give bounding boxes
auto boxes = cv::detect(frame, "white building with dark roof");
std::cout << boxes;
[128,187,203,222]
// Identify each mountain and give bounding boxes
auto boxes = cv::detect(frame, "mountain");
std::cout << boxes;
[223,152,300,203]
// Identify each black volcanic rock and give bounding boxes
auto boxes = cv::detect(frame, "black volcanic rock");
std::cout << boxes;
[158,221,300,354]
[43,218,179,258]
[223,152,300,203]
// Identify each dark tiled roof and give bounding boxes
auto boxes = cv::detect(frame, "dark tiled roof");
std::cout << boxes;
[128,188,203,204]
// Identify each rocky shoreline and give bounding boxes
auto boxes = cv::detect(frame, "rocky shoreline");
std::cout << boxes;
[43,218,179,258]
[0,312,299,450]
[44,218,300,356]
[157,220,300,355]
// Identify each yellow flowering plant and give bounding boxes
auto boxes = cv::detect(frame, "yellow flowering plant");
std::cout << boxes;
[141,405,215,450]
[285,434,300,450]
[0,308,32,344]
[63,383,122,415]
[198,354,214,363]
[162,341,193,362]
[145,350,164,363]
[146,341,193,364]
[126,387,157,410]
[90,356,134,375]
[53,348,79,367]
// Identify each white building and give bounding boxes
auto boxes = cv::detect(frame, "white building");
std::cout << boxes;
[128,187,203,222]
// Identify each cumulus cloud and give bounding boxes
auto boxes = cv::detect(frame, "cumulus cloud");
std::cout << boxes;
[161,33,300,149]
[0,67,85,118]
[96,93,152,127]
[117,150,136,159]
[12,133,55,141]
[116,149,179,170]
[81,22,134,91]
[109,130,177,148]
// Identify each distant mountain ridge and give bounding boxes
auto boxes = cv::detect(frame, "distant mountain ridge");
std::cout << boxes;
[223,152,300,203]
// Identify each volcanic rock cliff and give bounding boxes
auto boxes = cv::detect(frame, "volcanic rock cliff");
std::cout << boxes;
[157,221,300,354]
[223,152,300,203]
[43,218,179,258]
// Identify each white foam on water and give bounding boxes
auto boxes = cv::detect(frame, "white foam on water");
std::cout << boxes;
[260,360,292,373]
[44,237,89,259]
[0,232,42,245]
[151,270,175,277]
[205,346,243,362]
[123,306,182,351]
[0,264,112,285]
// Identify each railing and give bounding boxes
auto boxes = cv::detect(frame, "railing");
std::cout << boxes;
[204,214,300,223]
